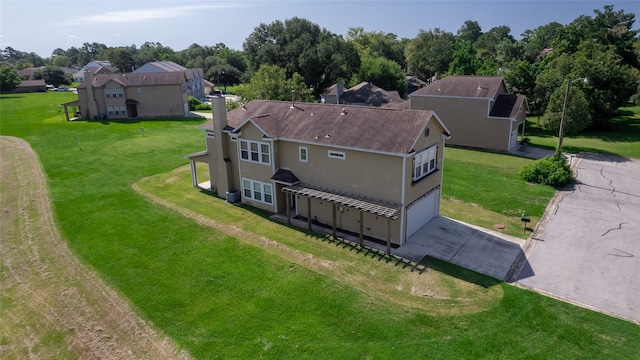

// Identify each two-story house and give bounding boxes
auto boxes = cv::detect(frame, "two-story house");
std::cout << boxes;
[133,61,205,100]
[409,76,528,152]
[61,70,189,120]
[186,97,450,249]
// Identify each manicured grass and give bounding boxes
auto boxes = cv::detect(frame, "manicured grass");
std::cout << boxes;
[441,147,556,238]
[525,104,640,159]
[2,93,638,359]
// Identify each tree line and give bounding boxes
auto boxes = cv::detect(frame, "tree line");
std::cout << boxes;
[1,4,638,132]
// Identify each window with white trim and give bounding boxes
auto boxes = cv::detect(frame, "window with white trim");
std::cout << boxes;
[107,105,126,116]
[105,88,124,99]
[242,178,273,204]
[413,145,438,181]
[239,140,271,165]
[328,150,345,160]
[299,146,308,162]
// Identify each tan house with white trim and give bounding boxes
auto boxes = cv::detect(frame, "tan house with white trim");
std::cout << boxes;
[62,71,189,120]
[186,98,450,250]
[409,76,528,152]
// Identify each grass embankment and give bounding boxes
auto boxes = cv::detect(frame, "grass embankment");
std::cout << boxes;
[1,93,638,359]
[526,104,640,159]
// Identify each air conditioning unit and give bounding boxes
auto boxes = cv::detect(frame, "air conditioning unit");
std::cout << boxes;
[226,190,240,203]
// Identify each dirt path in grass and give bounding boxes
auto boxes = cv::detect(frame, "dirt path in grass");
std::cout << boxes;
[0,136,191,359]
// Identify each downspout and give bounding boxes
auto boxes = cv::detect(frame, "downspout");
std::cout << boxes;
[399,154,407,244]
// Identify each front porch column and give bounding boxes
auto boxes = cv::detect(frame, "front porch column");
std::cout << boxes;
[359,211,364,247]
[332,203,337,239]
[62,105,70,121]
[386,218,391,256]
[190,160,198,187]
[307,196,312,231]
[286,193,291,225]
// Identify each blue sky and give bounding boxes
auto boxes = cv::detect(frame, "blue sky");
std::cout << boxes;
[1,0,638,58]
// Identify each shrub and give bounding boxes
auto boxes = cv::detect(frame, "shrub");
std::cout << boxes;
[194,103,212,111]
[188,96,201,111]
[519,153,575,188]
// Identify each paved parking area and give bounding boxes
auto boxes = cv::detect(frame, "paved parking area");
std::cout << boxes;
[516,153,640,323]
[394,217,525,280]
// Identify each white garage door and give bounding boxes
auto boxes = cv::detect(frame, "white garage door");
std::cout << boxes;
[406,189,439,238]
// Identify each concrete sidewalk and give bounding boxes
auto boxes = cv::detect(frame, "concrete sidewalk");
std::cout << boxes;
[393,217,525,280]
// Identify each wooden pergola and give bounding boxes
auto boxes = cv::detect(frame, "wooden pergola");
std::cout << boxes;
[282,184,399,255]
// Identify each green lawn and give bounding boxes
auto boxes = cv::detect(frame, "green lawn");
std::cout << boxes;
[441,147,556,238]
[1,92,638,359]
[525,104,640,159]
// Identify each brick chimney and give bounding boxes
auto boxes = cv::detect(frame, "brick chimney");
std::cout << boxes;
[84,70,99,119]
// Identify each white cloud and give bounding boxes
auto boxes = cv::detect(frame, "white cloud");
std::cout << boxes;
[60,4,244,25]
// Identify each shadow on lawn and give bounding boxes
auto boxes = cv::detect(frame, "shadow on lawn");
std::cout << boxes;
[420,256,502,289]
[240,202,502,289]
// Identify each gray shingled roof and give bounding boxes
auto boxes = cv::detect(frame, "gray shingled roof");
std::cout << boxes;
[411,76,505,99]
[203,100,445,155]
[340,82,404,105]
[77,72,187,88]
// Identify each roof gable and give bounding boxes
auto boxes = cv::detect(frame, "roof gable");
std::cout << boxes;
[219,101,439,154]
[340,82,404,105]
[489,94,528,119]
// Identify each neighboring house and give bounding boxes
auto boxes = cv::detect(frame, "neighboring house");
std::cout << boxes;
[406,76,428,95]
[321,82,405,107]
[16,66,79,80]
[409,76,528,152]
[11,79,46,93]
[203,79,214,96]
[74,61,117,82]
[186,98,451,248]
[17,68,39,80]
[133,61,205,100]
[61,70,189,121]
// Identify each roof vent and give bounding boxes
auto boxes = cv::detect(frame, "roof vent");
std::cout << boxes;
[242,105,247,111]
[341,108,347,115]
[290,90,296,109]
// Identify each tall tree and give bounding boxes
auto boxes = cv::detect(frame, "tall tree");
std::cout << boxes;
[243,17,360,96]
[108,46,137,72]
[406,28,455,80]
[475,26,514,60]
[590,5,639,68]
[543,85,591,134]
[31,66,72,87]
[237,64,313,102]
[0,65,21,92]
[449,40,480,75]
[457,20,483,44]
[346,27,407,69]
[355,56,407,97]
[521,22,564,62]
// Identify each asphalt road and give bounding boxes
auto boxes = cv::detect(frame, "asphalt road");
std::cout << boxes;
[516,153,640,323]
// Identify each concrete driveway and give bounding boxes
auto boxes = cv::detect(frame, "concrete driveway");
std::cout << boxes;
[515,153,640,323]
[394,217,525,280]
